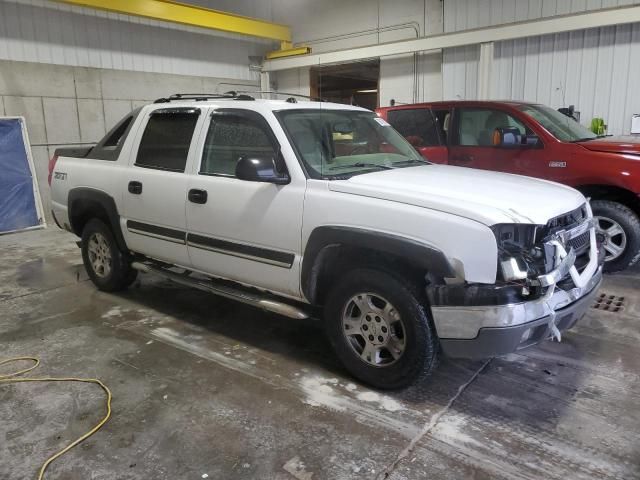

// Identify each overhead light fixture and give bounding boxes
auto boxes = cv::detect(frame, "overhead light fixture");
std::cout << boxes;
[356,89,378,93]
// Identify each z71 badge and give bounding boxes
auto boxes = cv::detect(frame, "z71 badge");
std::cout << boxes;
[549,161,567,168]
[54,172,67,180]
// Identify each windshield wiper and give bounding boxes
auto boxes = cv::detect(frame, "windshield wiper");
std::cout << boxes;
[570,137,598,143]
[329,162,394,171]
[391,158,430,166]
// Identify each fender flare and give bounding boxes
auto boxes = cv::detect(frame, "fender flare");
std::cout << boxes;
[301,226,455,303]
[67,187,128,252]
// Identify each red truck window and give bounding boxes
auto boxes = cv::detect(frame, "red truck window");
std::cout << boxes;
[454,108,527,146]
[387,109,441,147]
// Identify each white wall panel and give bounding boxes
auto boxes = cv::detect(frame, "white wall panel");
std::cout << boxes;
[442,45,479,100]
[270,0,444,104]
[443,0,640,32]
[0,0,267,80]
[488,22,640,134]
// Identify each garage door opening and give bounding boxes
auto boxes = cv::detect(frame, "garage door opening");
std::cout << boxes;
[310,60,380,110]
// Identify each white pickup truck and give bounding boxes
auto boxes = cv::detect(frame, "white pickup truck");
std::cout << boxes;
[49,93,603,389]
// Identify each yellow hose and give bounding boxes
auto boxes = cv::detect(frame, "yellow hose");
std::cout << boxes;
[0,357,112,480]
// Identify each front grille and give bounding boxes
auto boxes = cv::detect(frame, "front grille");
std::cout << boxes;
[546,204,587,233]
[567,230,590,254]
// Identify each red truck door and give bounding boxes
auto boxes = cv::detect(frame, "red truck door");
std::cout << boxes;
[385,108,448,163]
[448,107,542,174]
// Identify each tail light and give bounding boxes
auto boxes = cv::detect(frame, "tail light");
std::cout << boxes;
[47,153,59,185]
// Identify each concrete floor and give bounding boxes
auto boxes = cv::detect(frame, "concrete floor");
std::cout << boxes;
[1,228,639,480]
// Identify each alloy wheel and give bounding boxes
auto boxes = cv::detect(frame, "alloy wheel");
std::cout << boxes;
[594,215,627,262]
[342,293,406,367]
[87,232,112,278]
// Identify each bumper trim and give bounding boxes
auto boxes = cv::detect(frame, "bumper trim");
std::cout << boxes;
[535,246,576,287]
[432,267,602,340]
[439,274,602,359]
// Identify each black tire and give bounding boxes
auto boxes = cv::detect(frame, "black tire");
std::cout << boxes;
[81,219,137,292]
[591,200,640,273]
[323,268,438,390]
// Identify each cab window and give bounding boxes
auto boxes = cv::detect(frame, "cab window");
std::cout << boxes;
[200,111,278,177]
[135,108,200,172]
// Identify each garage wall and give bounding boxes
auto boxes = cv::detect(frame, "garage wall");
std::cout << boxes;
[492,23,640,135]
[270,0,445,106]
[0,60,258,223]
[442,0,640,32]
[441,0,640,134]
[0,0,269,79]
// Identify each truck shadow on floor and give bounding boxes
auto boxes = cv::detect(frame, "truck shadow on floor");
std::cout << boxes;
[109,274,600,423]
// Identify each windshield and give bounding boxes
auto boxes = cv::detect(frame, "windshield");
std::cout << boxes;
[275,109,427,179]
[519,104,597,142]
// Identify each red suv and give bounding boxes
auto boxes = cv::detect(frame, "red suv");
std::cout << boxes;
[377,101,640,272]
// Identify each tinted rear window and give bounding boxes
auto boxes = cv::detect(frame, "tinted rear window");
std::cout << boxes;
[386,108,440,147]
[135,110,200,172]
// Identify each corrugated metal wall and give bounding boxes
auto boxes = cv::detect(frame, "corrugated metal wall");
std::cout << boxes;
[493,23,640,135]
[0,0,269,80]
[442,0,640,134]
[443,0,640,32]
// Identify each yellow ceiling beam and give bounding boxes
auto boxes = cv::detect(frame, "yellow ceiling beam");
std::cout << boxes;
[266,46,311,60]
[54,0,291,42]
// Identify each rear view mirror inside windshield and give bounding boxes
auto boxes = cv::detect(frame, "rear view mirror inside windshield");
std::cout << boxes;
[333,122,354,134]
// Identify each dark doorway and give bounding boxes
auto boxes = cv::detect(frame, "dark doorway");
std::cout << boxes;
[310,60,380,110]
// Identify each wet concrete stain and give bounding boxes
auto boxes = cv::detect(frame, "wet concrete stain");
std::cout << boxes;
[1,228,639,479]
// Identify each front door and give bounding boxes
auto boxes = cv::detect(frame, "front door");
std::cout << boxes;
[185,109,304,298]
[120,107,203,267]
[448,107,542,174]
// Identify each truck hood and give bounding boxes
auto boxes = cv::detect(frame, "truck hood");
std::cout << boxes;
[328,165,586,226]
[577,136,640,156]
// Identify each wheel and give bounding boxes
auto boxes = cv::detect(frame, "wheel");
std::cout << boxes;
[81,219,137,292]
[323,268,438,389]
[591,200,640,272]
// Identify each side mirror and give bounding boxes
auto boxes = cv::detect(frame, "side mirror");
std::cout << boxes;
[493,128,541,148]
[235,155,290,185]
[524,134,541,146]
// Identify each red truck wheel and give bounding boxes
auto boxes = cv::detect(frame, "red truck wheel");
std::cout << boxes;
[591,200,640,272]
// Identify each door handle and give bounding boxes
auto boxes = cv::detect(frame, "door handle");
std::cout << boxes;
[188,189,208,204]
[128,181,142,194]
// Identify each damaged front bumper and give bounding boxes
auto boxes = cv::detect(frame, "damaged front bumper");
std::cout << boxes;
[430,217,604,359]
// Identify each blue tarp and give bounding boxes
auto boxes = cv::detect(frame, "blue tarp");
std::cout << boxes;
[0,118,40,233]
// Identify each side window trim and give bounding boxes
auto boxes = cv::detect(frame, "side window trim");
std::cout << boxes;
[430,108,448,146]
[89,108,141,161]
[450,107,463,147]
[198,108,283,179]
[429,107,452,147]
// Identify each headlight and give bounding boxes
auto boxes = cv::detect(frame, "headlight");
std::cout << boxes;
[500,257,528,281]
[491,224,544,281]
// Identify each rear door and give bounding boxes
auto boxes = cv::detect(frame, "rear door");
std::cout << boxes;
[385,107,448,163]
[448,106,541,173]
[119,107,204,267]
[185,108,304,297]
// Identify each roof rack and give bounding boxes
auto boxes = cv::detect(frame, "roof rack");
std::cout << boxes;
[153,91,255,103]
[234,90,327,103]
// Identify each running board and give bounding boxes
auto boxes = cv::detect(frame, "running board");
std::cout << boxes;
[131,262,310,320]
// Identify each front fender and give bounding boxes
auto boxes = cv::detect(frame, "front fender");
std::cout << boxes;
[301,226,455,303]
